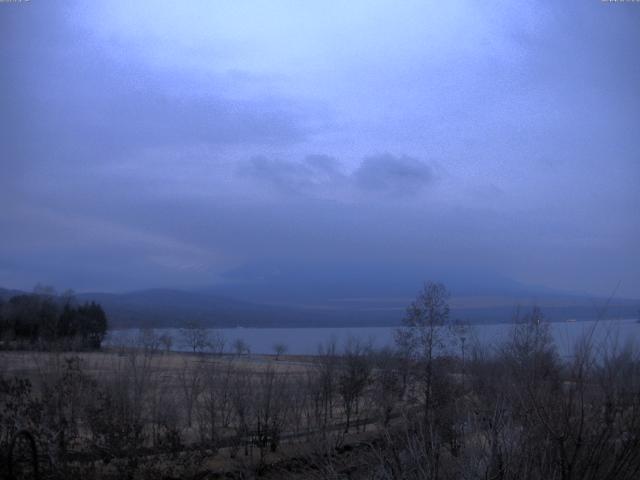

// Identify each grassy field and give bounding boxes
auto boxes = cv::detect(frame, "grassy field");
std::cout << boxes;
[0,347,393,479]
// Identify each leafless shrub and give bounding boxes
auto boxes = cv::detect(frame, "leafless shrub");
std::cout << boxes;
[338,338,373,433]
[177,357,203,429]
[180,321,210,354]
[371,348,404,426]
[233,338,250,356]
[273,342,288,360]
[196,358,235,448]
[158,333,173,353]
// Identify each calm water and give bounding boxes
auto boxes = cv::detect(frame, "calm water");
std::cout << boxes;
[106,318,640,357]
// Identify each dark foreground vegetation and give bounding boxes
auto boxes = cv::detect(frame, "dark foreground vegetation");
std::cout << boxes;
[1,283,639,479]
[0,288,108,350]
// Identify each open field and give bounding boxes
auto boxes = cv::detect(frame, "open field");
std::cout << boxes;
[0,349,314,378]
[0,346,403,479]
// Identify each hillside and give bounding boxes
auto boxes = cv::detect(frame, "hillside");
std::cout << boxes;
[2,288,636,329]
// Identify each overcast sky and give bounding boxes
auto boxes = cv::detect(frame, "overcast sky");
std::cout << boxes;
[1,0,639,297]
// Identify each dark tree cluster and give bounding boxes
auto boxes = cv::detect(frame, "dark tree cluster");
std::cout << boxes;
[0,291,108,349]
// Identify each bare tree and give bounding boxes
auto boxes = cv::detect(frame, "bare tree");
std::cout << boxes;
[197,359,235,447]
[315,338,338,430]
[137,328,161,354]
[180,321,210,354]
[229,367,254,458]
[273,342,288,360]
[395,282,451,418]
[158,333,173,353]
[177,358,203,428]
[253,366,290,469]
[338,338,372,433]
[372,348,404,426]
[208,330,226,355]
[233,338,250,356]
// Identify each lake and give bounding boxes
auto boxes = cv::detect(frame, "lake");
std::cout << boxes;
[106,318,640,357]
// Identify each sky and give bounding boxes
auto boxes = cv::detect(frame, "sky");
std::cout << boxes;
[1,0,639,298]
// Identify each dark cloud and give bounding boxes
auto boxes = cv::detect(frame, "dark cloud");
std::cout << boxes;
[238,154,345,193]
[353,154,434,196]
[238,153,436,197]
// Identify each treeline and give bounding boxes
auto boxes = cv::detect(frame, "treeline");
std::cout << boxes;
[0,288,108,349]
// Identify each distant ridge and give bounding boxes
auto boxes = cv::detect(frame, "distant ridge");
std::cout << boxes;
[1,286,638,328]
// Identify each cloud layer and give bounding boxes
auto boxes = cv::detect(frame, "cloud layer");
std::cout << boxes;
[1,1,639,298]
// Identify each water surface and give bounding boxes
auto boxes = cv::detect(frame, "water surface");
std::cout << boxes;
[106,318,640,357]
